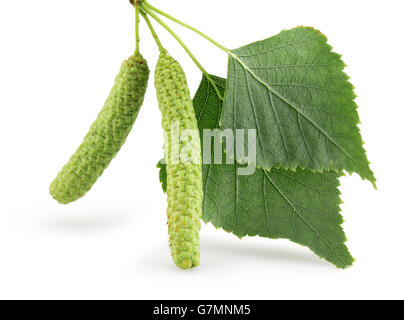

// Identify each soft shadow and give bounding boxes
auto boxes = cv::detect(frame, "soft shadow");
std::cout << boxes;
[202,237,331,268]
[38,211,137,233]
[134,238,330,274]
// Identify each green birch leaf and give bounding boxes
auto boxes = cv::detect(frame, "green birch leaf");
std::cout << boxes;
[158,75,354,268]
[221,27,375,187]
[157,160,167,193]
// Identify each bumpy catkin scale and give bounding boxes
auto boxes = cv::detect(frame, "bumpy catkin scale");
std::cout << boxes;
[50,54,149,204]
[155,53,203,269]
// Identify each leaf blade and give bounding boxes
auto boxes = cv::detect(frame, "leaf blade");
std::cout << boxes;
[222,27,375,186]
[159,74,354,268]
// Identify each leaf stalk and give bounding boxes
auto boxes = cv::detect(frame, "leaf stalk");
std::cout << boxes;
[143,0,230,54]
[141,4,224,101]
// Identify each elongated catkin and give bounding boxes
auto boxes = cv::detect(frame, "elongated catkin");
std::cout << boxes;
[155,52,203,269]
[50,54,149,204]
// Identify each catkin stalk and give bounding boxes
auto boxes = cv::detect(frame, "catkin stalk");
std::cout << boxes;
[50,54,150,204]
[155,52,203,269]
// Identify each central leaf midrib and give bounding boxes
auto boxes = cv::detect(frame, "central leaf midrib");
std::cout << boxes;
[229,52,363,171]
[263,171,348,266]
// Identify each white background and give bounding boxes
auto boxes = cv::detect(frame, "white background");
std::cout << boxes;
[0,0,402,300]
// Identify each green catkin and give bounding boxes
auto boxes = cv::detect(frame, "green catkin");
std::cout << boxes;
[50,54,150,204]
[155,52,203,269]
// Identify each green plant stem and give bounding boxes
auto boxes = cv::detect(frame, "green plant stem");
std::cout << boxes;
[143,0,230,54]
[140,10,166,53]
[141,4,224,101]
[135,3,140,55]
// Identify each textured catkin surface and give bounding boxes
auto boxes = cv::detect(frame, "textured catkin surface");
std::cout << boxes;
[155,53,203,269]
[50,54,150,204]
